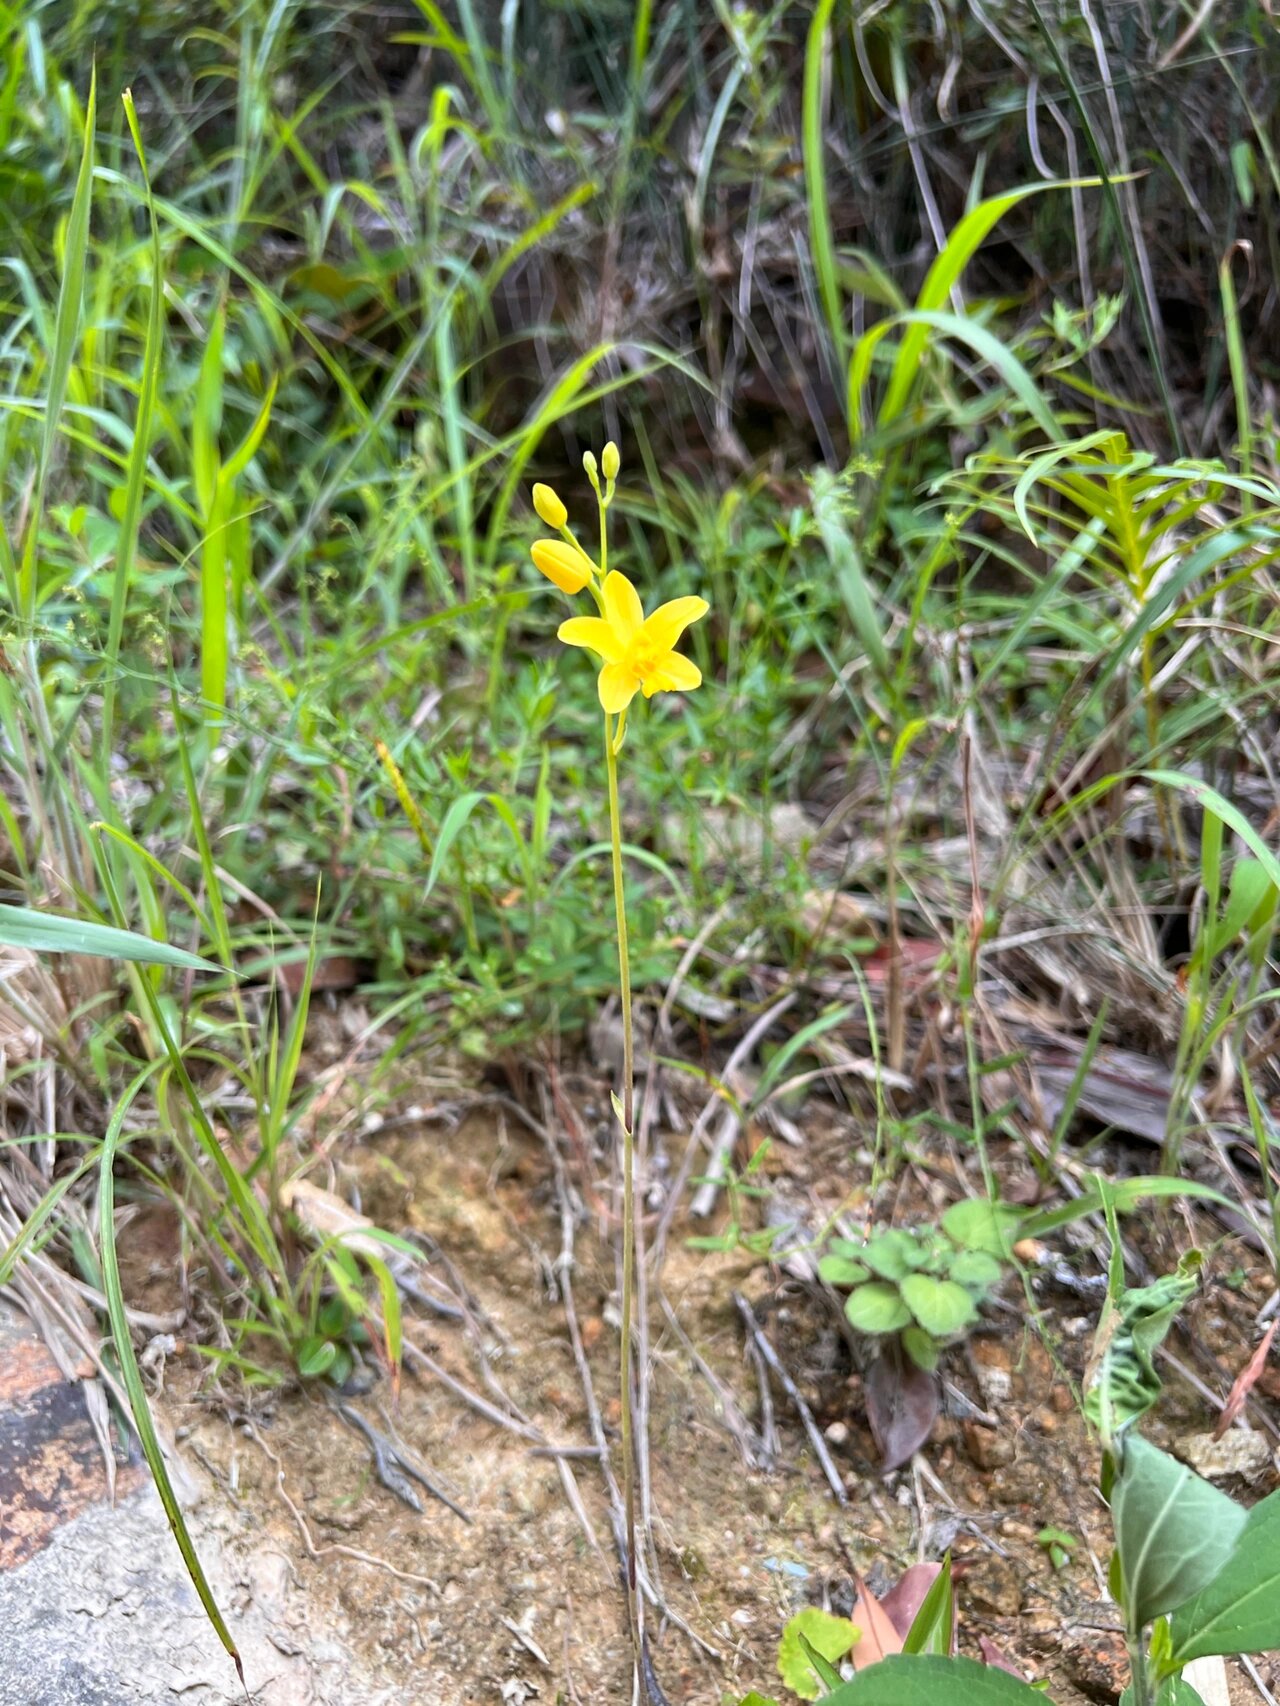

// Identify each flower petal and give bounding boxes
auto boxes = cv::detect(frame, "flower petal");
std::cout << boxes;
[557,616,625,661]
[598,662,639,714]
[602,571,644,642]
[641,651,702,696]
[532,539,594,594]
[639,595,709,653]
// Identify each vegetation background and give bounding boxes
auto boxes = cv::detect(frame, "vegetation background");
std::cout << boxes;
[3,0,1280,1701]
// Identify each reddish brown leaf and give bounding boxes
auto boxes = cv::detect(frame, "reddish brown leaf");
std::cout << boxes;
[865,1343,939,1472]
[849,1573,905,1671]
[878,1563,942,1641]
[1214,1320,1277,1437]
[979,1637,1028,1679]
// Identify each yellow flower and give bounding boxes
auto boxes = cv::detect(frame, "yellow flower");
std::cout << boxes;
[532,482,568,529]
[558,570,708,713]
[531,538,595,594]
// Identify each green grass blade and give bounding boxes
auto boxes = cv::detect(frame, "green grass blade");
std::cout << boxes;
[99,1088,244,1683]
[101,88,162,771]
[20,65,95,619]
[802,0,843,361]
[0,902,216,970]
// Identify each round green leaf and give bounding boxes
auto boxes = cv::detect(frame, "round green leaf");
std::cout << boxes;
[818,1253,871,1288]
[861,1229,917,1281]
[845,1282,913,1335]
[941,1198,1019,1257]
[902,1326,940,1371]
[900,1275,979,1337]
[948,1249,1004,1293]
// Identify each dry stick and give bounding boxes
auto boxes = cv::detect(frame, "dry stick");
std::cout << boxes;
[245,1420,440,1593]
[732,1293,848,1507]
[653,991,798,1259]
[399,1335,599,1550]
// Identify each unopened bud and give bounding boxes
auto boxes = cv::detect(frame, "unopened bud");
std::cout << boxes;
[530,539,594,594]
[601,441,620,481]
[531,482,567,530]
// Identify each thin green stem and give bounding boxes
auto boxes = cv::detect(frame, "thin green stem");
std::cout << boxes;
[1126,1624,1152,1706]
[604,706,641,1680]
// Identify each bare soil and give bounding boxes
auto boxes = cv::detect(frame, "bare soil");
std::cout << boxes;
[125,1079,1280,1706]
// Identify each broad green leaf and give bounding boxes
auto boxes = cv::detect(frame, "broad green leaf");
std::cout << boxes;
[948,1250,1004,1292]
[777,1608,858,1700]
[942,1199,1019,1257]
[0,904,217,971]
[845,1283,913,1335]
[900,1275,979,1337]
[1166,1486,1280,1669]
[860,1230,917,1282]
[819,1655,1046,1705]
[818,1254,871,1288]
[1111,1435,1247,1628]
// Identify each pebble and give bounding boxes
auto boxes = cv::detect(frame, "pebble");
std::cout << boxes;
[1175,1430,1273,1484]
[964,1422,1016,1471]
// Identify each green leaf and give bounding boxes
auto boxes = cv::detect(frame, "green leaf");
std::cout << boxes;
[818,1655,1046,1705]
[737,1696,781,1706]
[845,1283,913,1335]
[903,1555,954,1656]
[818,1254,871,1288]
[777,1608,858,1700]
[0,904,217,971]
[99,1078,243,1681]
[948,1250,1004,1293]
[1086,1258,1201,1439]
[1143,772,1280,898]
[900,1275,979,1338]
[860,1230,918,1282]
[1166,1486,1280,1669]
[942,1199,1019,1257]
[1111,1435,1247,1628]
[901,1327,940,1372]
[297,1337,338,1379]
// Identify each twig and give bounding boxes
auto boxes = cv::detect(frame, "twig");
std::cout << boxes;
[334,1399,471,1523]
[245,1420,440,1592]
[654,991,797,1256]
[732,1292,848,1507]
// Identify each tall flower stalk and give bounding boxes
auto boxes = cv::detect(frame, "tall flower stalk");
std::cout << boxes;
[528,445,708,1688]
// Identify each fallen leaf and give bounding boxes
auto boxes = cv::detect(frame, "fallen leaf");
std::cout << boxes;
[849,1573,905,1670]
[280,1178,387,1260]
[1214,1320,1276,1437]
[865,1342,940,1471]
[878,1563,941,1641]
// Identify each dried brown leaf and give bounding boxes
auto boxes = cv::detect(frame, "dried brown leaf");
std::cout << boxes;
[849,1573,905,1670]
[865,1344,939,1472]
[1214,1320,1277,1437]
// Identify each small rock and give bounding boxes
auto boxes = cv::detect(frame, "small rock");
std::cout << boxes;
[824,1421,850,1449]
[964,1422,1015,1471]
[1175,1430,1272,1485]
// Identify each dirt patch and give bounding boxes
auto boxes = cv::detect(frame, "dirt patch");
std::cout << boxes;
[133,1098,1280,1705]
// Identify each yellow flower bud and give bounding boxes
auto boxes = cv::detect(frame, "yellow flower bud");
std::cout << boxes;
[602,441,620,481]
[531,539,594,594]
[531,482,568,530]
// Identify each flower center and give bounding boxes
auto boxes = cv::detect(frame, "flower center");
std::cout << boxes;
[628,634,664,678]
